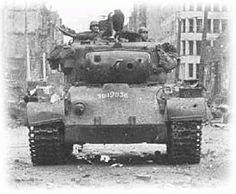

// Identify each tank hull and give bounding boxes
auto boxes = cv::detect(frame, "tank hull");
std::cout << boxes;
[64,124,167,144]
[65,84,164,125]
[63,83,167,144]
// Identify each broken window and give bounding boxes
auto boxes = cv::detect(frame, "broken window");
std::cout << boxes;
[222,5,227,11]
[205,4,211,11]
[213,4,220,11]
[189,4,194,11]
[196,64,200,79]
[188,63,194,77]
[213,40,217,47]
[196,19,202,33]
[206,40,211,47]
[182,40,186,55]
[207,19,211,33]
[197,3,202,11]
[189,19,194,32]
[196,41,201,55]
[222,19,227,31]
[182,19,186,33]
[213,19,220,33]
[189,41,194,55]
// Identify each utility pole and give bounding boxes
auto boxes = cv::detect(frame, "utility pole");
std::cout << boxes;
[42,52,47,81]
[199,6,208,86]
[25,4,31,82]
[175,16,181,82]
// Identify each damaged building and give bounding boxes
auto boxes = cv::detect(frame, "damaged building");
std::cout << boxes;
[2,3,63,122]
[128,3,228,83]
[204,29,230,105]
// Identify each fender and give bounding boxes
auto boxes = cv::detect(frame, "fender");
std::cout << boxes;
[26,101,65,126]
[166,97,207,121]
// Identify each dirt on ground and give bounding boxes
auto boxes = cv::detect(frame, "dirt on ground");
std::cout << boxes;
[6,122,231,189]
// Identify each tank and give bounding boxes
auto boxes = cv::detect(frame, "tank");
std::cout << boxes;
[25,20,206,166]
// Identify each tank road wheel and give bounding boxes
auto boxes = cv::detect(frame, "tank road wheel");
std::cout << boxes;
[167,120,202,164]
[28,122,71,165]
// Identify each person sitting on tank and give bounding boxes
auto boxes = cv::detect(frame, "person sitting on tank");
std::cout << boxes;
[137,26,154,42]
[58,18,115,43]
[58,21,104,42]
[87,21,101,39]
[58,9,126,43]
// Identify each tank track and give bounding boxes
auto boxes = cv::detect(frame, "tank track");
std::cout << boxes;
[167,120,202,164]
[28,122,71,165]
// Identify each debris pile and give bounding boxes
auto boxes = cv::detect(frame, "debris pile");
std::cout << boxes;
[72,147,168,165]
[210,104,231,124]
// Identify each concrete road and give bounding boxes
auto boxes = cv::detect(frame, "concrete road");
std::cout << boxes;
[6,123,231,188]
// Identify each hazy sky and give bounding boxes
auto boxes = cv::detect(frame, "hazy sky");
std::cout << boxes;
[2,0,233,34]
[4,0,230,33]
[46,0,136,32]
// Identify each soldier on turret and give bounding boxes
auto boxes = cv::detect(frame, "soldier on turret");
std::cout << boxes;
[58,21,103,42]
[85,21,103,41]
[138,26,148,42]
[137,26,154,42]
[89,21,100,33]
[58,9,126,43]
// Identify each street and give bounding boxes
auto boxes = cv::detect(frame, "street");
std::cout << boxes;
[6,123,230,188]
[2,0,232,191]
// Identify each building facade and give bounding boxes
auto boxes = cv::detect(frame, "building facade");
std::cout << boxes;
[204,30,229,103]
[128,4,178,83]
[128,3,147,32]
[2,3,63,103]
[128,3,228,81]
[152,3,228,81]
[179,3,228,81]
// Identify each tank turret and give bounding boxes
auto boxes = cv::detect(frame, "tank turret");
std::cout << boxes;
[48,41,178,85]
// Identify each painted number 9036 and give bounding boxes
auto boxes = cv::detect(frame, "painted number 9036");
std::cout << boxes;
[97,91,128,99]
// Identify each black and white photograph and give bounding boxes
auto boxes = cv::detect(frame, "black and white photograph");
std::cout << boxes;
[0,0,235,192]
